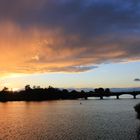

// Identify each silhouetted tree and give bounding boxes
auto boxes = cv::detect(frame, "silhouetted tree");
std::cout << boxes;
[105,88,110,93]
[81,90,85,94]
[2,87,9,92]
[25,85,31,91]
[95,88,104,94]
[98,88,104,93]
[62,89,68,94]
[94,88,98,93]
[0,85,138,102]
[33,85,36,89]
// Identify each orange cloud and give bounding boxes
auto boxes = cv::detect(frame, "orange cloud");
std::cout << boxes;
[0,21,139,76]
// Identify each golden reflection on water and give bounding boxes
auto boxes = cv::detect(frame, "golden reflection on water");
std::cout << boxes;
[0,100,139,140]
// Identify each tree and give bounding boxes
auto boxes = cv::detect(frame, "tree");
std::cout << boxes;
[105,88,110,93]
[94,88,98,93]
[81,90,85,94]
[2,87,9,92]
[25,85,31,91]
[95,88,104,94]
[62,89,68,94]
[98,88,104,93]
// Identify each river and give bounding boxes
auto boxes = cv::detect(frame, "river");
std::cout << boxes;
[0,98,140,140]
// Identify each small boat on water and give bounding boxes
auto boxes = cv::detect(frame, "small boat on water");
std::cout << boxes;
[134,103,140,119]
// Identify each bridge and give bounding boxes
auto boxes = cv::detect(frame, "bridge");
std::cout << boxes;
[82,92,140,100]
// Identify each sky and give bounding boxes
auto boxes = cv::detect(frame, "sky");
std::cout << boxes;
[0,0,140,90]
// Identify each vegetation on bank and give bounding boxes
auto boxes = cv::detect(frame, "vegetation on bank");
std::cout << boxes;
[0,86,111,101]
[134,103,140,119]
[0,85,139,102]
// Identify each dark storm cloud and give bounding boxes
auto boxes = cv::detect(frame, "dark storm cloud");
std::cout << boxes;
[1,0,140,36]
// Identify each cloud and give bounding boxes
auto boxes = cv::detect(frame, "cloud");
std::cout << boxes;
[47,65,98,73]
[0,0,140,75]
[1,0,140,36]
[134,78,140,82]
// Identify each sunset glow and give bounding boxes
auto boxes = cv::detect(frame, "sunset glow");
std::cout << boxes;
[0,0,139,89]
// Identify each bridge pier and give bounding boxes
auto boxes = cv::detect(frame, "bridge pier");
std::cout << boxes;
[133,95,136,99]
[85,97,88,100]
[116,95,119,99]
[100,96,103,100]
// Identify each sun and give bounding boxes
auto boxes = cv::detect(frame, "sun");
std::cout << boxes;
[12,88,20,91]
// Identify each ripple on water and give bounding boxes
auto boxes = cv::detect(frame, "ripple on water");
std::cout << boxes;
[0,100,139,140]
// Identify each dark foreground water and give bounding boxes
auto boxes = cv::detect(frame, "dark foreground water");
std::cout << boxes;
[0,99,140,140]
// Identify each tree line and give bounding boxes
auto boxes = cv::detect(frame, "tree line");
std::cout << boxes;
[0,85,111,101]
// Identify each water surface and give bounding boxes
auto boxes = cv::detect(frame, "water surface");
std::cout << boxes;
[0,99,140,140]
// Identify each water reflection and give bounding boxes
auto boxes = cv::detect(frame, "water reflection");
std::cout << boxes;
[0,100,139,140]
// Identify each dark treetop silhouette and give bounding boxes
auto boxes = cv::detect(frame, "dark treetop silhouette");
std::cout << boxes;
[0,85,139,102]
